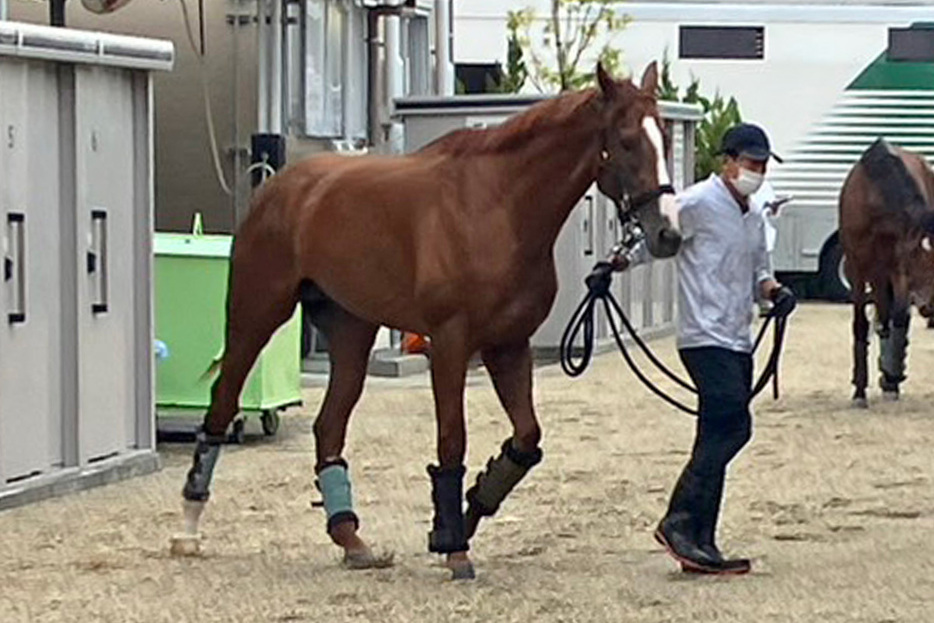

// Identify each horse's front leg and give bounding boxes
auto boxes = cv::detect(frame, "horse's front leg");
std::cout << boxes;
[427,322,474,579]
[878,274,911,399]
[309,302,391,569]
[465,341,543,541]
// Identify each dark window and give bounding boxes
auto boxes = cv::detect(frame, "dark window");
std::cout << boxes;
[888,27,934,62]
[455,63,504,94]
[679,26,764,60]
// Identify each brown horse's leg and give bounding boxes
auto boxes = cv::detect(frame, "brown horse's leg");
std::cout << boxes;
[305,298,390,569]
[465,341,543,541]
[847,258,870,407]
[172,247,298,555]
[425,323,474,579]
[851,286,871,408]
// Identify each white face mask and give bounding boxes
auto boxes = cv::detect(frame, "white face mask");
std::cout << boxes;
[732,167,764,197]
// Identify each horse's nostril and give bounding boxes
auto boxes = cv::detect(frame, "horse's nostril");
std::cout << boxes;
[659,228,682,247]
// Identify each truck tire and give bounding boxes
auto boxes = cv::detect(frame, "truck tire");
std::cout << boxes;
[819,238,851,302]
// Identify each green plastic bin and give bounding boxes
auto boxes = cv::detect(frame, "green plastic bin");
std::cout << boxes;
[154,221,302,441]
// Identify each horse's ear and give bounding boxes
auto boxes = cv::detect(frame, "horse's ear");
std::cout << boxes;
[640,61,659,96]
[597,62,617,100]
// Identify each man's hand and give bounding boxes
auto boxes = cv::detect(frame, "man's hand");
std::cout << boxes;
[609,253,630,272]
[769,285,797,319]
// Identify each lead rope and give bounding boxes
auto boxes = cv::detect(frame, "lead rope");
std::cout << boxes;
[559,259,788,417]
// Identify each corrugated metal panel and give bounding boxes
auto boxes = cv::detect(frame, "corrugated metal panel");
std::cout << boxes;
[769,89,934,216]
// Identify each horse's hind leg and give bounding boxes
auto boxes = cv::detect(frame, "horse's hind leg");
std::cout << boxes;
[303,292,389,569]
[465,341,543,541]
[171,241,298,555]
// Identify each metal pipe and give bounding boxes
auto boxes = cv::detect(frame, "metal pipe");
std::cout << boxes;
[257,0,269,133]
[384,14,402,115]
[1,0,8,22]
[284,0,301,134]
[198,0,206,55]
[269,0,283,134]
[366,9,380,147]
[232,1,242,226]
[433,0,454,95]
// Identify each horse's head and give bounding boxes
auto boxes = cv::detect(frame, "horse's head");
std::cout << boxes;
[594,61,681,259]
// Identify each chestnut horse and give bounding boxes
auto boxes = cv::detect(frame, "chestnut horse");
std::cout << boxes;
[841,138,934,407]
[171,63,682,579]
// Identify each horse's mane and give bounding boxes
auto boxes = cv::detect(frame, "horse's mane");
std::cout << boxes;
[417,87,613,157]
[861,138,929,226]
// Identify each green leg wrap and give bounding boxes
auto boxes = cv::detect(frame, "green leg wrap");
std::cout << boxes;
[465,438,542,538]
[316,460,358,533]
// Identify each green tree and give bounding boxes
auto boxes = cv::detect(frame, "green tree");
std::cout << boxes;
[657,50,743,180]
[512,0,629,93]
[487,11,530,93]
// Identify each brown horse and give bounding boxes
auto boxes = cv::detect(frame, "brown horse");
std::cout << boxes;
[170,62,682,579]
[841,138,934,407]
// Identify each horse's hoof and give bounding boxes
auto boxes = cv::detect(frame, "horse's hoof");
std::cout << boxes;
[169,533,203,557]
[449,561,476,580]
[343,548,395,570]
[851,397,868,409]
[882,391,899,402]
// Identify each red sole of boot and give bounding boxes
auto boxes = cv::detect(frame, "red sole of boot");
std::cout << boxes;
[653,528,751,576]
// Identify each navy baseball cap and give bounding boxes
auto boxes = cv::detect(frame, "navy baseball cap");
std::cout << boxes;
[720,123,783,163]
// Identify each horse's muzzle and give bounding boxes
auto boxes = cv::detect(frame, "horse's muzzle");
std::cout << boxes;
[650,227,682,259]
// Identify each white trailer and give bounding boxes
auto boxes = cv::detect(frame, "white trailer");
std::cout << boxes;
[454,1,934,299]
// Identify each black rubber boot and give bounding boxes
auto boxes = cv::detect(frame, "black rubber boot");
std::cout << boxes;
[684,475,751,574]
[655,468,750,574]
[427,464,468,554]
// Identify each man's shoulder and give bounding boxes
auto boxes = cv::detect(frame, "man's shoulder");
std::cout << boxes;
[677,176,720,211]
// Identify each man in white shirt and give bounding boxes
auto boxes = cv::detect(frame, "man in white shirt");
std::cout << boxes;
[615,123,796,574]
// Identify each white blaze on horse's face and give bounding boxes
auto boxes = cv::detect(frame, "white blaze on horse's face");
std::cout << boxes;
[641,116,681,233]
[922,236,933,253]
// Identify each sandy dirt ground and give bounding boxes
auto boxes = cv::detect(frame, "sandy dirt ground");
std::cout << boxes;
[3,303,934,622]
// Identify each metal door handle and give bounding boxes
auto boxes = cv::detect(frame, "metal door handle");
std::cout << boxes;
[89,209,108,314]
[6,212,25,324]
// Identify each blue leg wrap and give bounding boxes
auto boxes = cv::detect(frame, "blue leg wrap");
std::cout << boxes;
[316,460,358,533]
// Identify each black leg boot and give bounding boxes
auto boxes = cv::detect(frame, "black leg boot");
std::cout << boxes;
[654,467,721,571]
[682,473,751,575]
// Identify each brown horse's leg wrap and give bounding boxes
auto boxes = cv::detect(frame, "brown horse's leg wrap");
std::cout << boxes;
[182,426,226,502]
[465,438,543,535]
[315,458,360,533]
[427,464,468,554]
